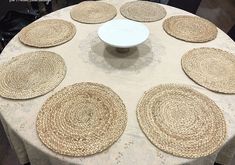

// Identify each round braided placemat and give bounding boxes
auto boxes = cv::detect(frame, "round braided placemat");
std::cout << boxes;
[36,82,127,156]
[19,19,76,47]
[182,47,235,93]
[137,84,226,158]
[163,16,217,42]
[70,1,117,24]
[120,1,166,22]
[0,51,66,99]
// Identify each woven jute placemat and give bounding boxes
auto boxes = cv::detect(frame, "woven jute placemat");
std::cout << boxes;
[182,47,235,93]
[36,82,127,156]
[0,51,66,99]
[120,1,166,22]
[19,19,76,47]
[163,16,217,42]
[70,1,117,24]
[137,84,226,158]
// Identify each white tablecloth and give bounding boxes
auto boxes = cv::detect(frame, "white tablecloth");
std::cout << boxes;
[1,0,235,164]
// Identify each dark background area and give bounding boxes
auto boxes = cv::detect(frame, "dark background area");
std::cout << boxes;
[0,0,28,17]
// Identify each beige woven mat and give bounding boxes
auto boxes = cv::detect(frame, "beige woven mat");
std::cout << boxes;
[19,19,76,47]
[36,82,127,156]
[137,84,226,158]
[0,51,66,99]
[163,15,217,42]
[182,47,235,93]
[120,1,166,22]
[70,1,117,24]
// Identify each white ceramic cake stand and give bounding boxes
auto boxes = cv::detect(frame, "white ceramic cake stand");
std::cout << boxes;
[98,19,149,53]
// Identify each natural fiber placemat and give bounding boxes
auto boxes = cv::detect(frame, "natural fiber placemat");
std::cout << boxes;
[163,16,217,42]
[182,48,235,93]
[36,82,127,156]
[19,19,76,47]
[0,51,66,99]
[70,1,117,24]
[137,84,226,158]
[120,1,166,22]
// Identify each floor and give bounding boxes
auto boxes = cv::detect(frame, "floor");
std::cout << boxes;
[0,120,20,165]
[197,0,235,32]
[0,0,235,164]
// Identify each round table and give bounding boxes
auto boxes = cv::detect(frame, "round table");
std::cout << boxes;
[1,0,235,164]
